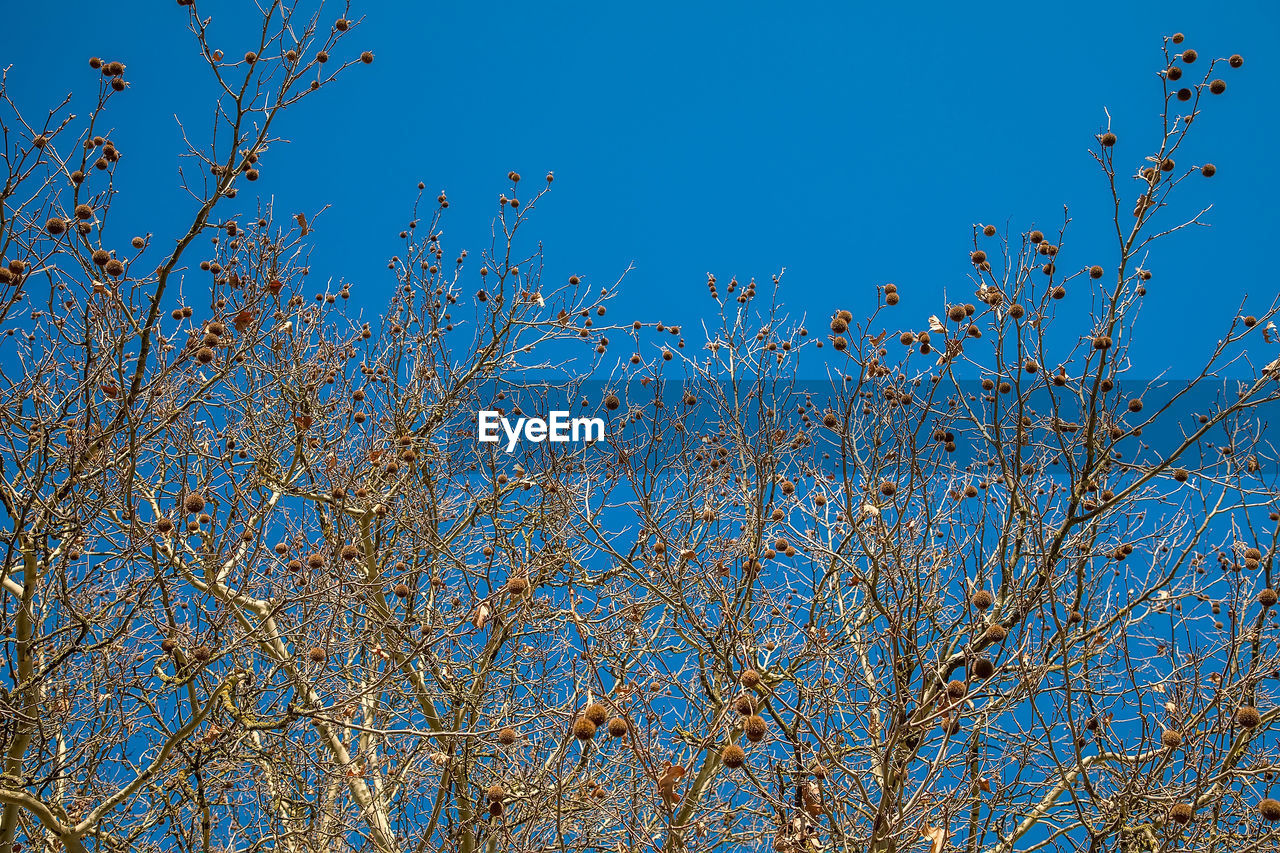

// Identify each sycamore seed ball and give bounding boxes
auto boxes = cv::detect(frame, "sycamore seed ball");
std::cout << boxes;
[1235,705,1262,729]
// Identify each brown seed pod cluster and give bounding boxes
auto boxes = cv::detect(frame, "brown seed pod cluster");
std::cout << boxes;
[1235,705,1262,729]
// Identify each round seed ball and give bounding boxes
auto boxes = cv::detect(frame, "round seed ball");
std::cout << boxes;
[1235,705,1262,729]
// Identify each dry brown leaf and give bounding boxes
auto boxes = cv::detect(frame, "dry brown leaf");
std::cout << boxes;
[922,824,948,853]
[657,763,686,805]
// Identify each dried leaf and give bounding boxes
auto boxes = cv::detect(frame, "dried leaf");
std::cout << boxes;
[657,763,686,805]
[295,212,310,235]
[922,824,948,853]
[473,602,491,630]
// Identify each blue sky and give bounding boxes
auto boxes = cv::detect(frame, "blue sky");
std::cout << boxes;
[5,0,1276,377]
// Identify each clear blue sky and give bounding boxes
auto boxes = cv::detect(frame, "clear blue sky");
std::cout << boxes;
[5,1,1276,377]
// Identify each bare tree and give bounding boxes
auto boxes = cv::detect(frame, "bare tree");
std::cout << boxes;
[2,8,1278,853]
